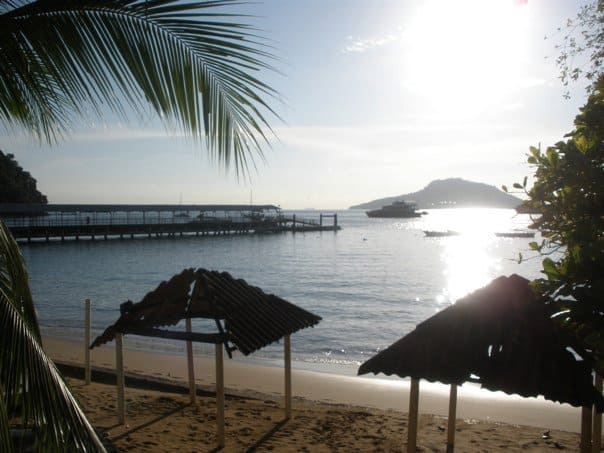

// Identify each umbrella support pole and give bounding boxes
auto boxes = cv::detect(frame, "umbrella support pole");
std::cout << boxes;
[284,335,292,419]
[84,299,91,385]
[116,333,125,425]
[581,406,593,453]
[216,343,225,448]
[186,318,196,405]
[408,378,419,452]
[593,374,602,452]
[446,384,457,453]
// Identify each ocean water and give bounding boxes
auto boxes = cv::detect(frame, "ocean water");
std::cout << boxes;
[22,208,543,375]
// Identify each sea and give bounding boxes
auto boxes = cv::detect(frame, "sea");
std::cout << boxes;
[22,208,543,376]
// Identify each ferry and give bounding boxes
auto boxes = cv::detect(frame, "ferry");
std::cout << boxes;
[366,200,423,218]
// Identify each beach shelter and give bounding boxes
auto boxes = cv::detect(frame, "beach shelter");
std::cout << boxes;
[358,274,604,452]
[90,268,321,448]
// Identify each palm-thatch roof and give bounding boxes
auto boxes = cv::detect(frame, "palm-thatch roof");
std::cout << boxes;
[358,274,603,409]
[90,268,321,356]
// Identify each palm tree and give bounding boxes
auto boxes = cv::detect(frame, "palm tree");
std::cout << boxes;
[0,0,277,450]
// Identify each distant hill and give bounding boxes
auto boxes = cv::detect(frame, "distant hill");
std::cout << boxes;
[0,150,48,204]
[350,178,521,210]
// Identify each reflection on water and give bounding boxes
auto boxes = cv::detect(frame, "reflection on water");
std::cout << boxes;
[434,209,523,304]
[441,235,499,304]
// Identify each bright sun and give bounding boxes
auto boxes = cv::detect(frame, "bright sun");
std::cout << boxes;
[401,0,530,115]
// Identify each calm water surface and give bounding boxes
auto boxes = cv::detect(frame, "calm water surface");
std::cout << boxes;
[23,208,543,375]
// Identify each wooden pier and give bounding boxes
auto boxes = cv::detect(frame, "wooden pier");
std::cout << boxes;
[0,204,340,243]
[284,213,339,232]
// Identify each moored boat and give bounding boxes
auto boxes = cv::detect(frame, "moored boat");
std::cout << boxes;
[366,200,423,218]
[423,230,459,237]
[495,231,535,238]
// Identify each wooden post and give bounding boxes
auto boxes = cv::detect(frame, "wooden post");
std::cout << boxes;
[446,384,457,453]
[292,214,296,233]
[186,318,196,405]
[319,214,323,227]
[284,335,292,419]
[593,374,603,452]
[84,299,91,385]
[116,333,125,424]
[215,343,225,448]
[582,406,593,453]
[408,378,420,453]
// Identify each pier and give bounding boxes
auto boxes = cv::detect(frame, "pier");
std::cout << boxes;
[0,204,340,243]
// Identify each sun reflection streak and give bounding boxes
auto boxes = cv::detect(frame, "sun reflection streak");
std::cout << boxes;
[441,234,500,304]
[435,209,507,304]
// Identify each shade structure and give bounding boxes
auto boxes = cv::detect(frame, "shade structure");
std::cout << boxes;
[358,274,603,410]
[89,268,321,448]
[90,268,321,355]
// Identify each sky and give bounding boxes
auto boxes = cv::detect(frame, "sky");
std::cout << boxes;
[0,0,594,209]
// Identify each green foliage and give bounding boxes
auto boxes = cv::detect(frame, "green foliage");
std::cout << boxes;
[0,0,279,175]
[520,75,604,372]
[554,0,604,94]
[0,220,106,451]
[0,395,9,453]
[0,220,39,340]
[0,151,48,204]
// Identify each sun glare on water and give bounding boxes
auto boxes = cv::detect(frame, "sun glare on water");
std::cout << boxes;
[401,0,530,115]
[431,208,518,304]
[440,233,500,304]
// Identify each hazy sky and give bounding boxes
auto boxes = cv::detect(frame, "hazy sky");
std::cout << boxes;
[0,0,593,209]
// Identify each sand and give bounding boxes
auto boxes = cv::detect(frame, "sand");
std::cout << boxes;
[67,377,580,452]
[45,337,588,451]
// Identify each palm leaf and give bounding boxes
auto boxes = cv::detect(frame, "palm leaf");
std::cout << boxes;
[0,220,106,452]
[0,394,10,453]
[0,0,279,175]
[0,291,106,451]
[0,219,39,339]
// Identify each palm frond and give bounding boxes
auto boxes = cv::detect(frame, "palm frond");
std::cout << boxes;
[0,219,39,339]
[0,0,279,175]
[1,219,105,450]
[0,394,10,453]
[0,289,106,451]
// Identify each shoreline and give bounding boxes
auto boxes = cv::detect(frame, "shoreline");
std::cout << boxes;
[44,336,583,433]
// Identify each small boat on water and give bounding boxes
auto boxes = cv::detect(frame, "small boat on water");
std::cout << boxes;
[366,200,423,218]
[495,231,535,238]
[423,230,459,237]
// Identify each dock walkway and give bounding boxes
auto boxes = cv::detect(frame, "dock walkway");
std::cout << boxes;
[0,204,340,243]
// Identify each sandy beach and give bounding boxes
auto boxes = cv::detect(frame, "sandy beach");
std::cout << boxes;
[45,336,590,451]
[66,376,580,452]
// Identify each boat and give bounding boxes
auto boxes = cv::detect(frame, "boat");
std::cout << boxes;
[495,231,535,238]
[366,200,423,218]
[423,230,459,237]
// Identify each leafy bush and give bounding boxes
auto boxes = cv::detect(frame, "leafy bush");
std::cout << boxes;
[519,75,604,371]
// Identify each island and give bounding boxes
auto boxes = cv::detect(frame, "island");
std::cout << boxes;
[350,178,522,210]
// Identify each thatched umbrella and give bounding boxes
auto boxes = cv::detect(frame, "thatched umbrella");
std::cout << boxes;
[91,268,321,448]
[358,274,603,452]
